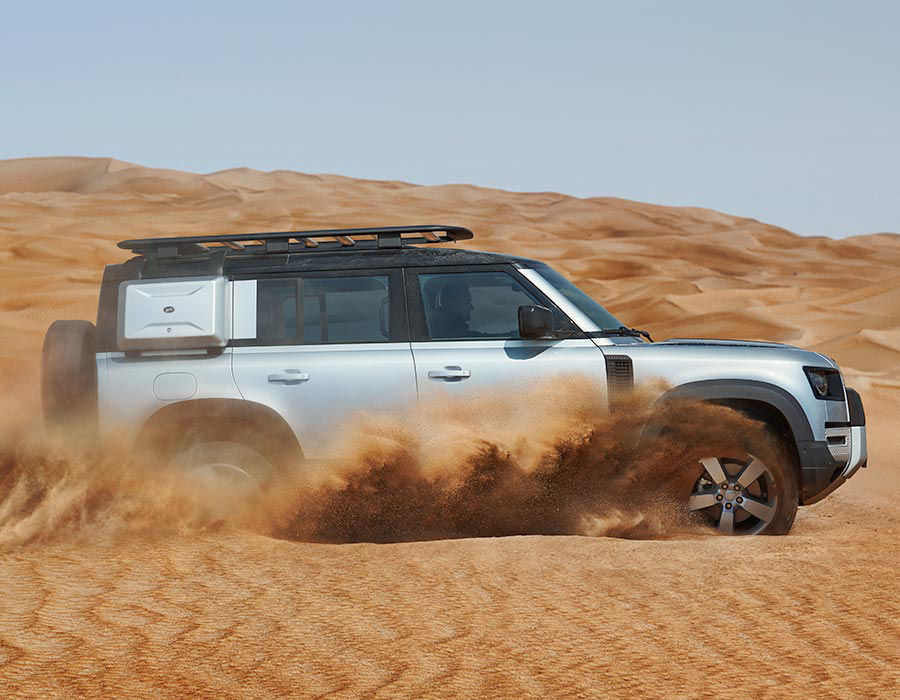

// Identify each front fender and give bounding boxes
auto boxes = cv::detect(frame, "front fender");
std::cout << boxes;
[646,379,843,504]
[659,379,813,443]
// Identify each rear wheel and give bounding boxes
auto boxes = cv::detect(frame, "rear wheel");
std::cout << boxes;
[687,446,798,535]
[174,440,276,521]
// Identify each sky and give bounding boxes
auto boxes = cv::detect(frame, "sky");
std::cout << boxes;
[1,1,897,237]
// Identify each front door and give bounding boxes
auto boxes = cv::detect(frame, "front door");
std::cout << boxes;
[406,266,608,403]
[232,268,415,458]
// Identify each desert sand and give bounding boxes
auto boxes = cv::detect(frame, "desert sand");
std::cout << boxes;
[0,157,898,698]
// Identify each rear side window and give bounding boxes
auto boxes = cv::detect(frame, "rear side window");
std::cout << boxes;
[418,271,541,339]
[257,275,390,344]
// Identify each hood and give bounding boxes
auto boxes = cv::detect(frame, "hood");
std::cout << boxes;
[655,337,838,367]
[658,338,790,349]
[599,336,840,369]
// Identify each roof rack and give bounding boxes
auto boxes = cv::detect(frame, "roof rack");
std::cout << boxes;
[118,225,474,259]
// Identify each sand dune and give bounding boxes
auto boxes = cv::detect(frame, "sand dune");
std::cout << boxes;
[1,156,897,382]
[0,157,898,697]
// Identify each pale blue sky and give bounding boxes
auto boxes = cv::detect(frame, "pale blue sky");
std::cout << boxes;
[2,1,897,237]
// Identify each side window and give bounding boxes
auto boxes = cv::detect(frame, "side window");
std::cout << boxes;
[418,271,542,340]
[301,276,390,343]
[257,279,299,342]
[257,275,390,344]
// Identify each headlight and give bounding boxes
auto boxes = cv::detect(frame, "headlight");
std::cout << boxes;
[808,370,829,397]
[804,367,842,400]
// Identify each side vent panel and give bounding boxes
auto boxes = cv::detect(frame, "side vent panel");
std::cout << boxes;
[605,354,634,403]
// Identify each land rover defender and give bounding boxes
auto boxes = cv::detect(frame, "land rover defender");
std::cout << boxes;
[41,225,868,535]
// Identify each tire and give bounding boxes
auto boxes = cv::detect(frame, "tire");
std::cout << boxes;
[41,320,98,434]
[174,440,277,522]
[686,431,799,535]
[176,440,276,489]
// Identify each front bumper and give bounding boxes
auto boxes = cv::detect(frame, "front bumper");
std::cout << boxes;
[843,425,868,478]
[799,388,867,505]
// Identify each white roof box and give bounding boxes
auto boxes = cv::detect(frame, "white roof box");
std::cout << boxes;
[117,276,229,350]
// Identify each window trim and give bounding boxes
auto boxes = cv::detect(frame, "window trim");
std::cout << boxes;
[229,268,408,347]
[404,264,583,342]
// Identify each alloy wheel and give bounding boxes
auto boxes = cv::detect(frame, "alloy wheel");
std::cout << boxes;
[688,455,778,535]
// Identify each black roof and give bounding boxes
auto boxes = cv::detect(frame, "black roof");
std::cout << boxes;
[115,225,540,278]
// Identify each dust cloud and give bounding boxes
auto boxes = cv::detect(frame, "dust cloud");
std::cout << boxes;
[0,420,202,549]
[0,377,774,549]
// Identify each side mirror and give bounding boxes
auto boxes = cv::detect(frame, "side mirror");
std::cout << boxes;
[518,305,554,339]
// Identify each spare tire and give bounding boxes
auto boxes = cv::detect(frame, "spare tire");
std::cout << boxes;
[41,320,98,434]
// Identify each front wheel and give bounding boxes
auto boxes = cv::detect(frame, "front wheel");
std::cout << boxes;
[687,449,798,535]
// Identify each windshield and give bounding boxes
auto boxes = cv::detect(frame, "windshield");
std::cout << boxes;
[531,263,623,330]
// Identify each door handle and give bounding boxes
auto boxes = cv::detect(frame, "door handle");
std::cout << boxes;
[268,370,310,384]
[427,366,471,380]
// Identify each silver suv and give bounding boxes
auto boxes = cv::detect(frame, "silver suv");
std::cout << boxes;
[41,225,868,535]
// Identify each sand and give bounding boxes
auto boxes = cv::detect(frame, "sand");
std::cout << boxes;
[0,156,898,697]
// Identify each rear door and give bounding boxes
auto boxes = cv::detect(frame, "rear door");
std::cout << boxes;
[406,265,608,401]
[232,268,415,458]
